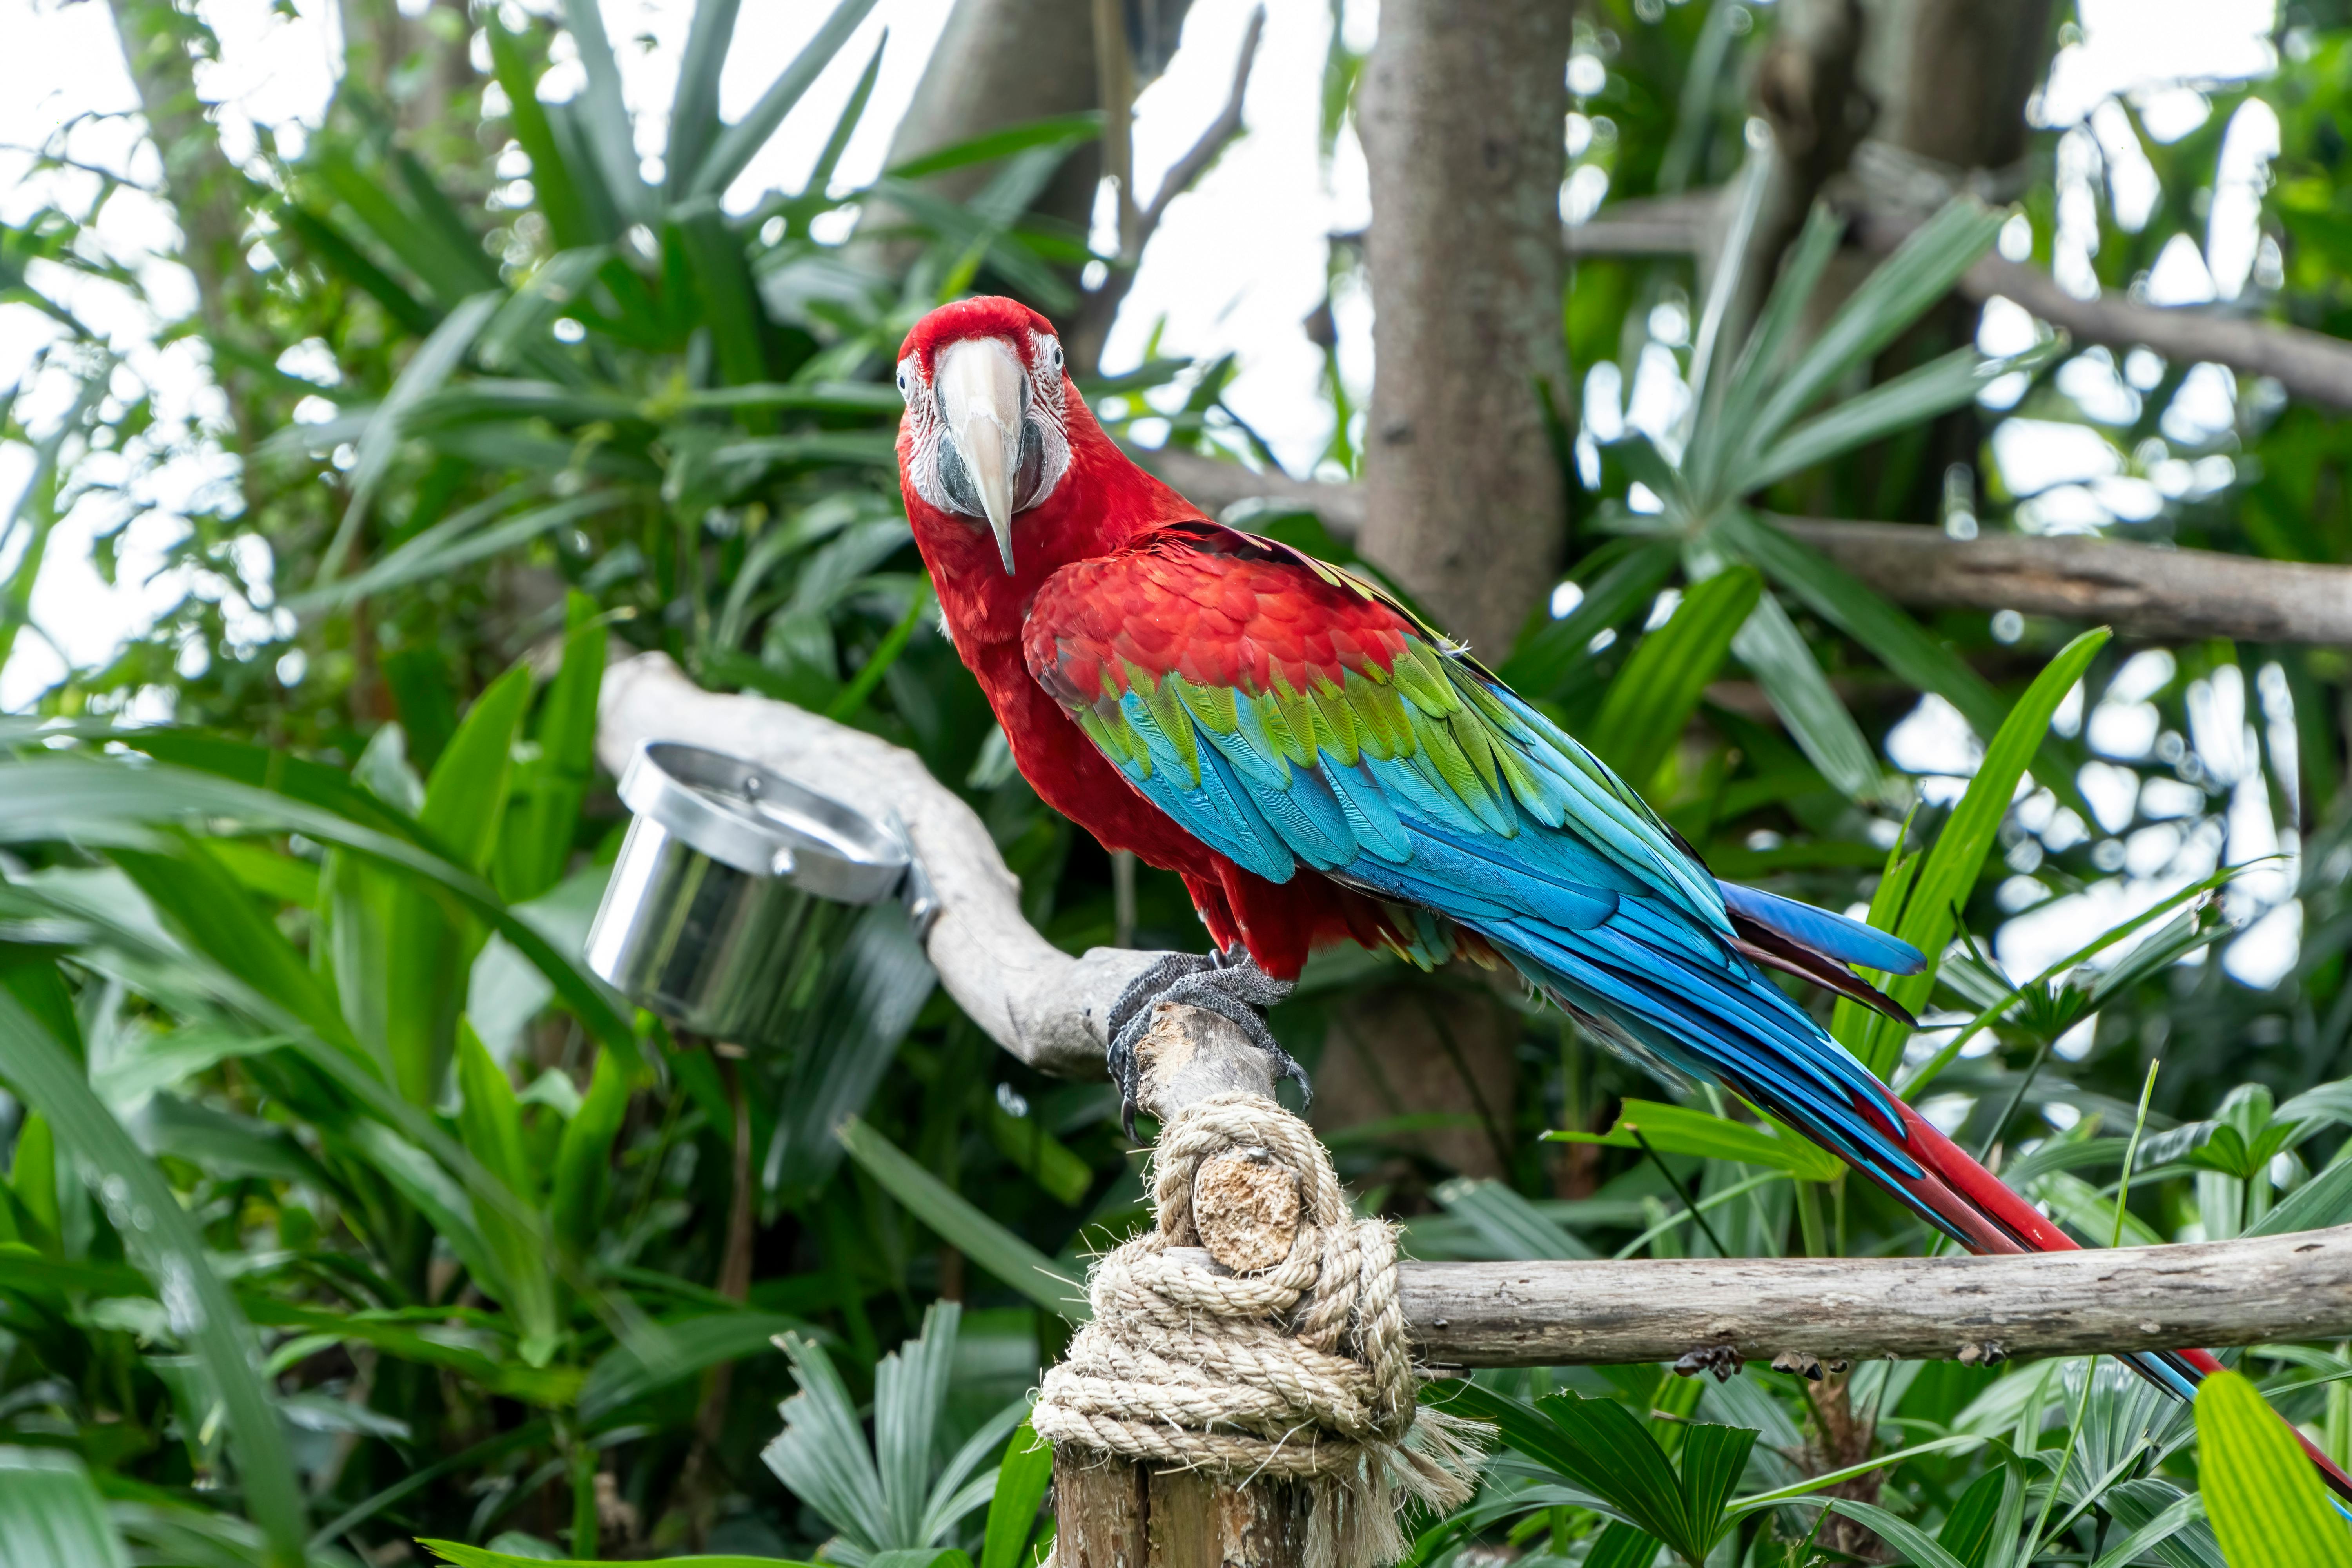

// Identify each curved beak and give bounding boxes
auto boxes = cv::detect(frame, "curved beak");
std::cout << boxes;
[934,336,1026,573]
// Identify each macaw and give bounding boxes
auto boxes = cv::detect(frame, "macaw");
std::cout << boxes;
[892,295,2350,1498]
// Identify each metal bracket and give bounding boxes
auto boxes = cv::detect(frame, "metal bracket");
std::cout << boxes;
[888,814,941,940]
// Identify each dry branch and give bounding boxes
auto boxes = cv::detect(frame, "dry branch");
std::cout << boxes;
[1164,1222,2352,1366]
[1135,448,2352,646]
[1568,187,2352,414]
[1771,516,2352,644]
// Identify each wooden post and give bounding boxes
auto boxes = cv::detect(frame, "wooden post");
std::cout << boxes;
[1054,1450,1311,1568]
[1044,1005,1316,1568]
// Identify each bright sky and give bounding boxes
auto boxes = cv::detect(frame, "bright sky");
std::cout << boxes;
[0,0,2306,988]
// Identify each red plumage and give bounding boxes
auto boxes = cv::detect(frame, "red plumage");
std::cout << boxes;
[1025,528,1414,706]
[896,299,1401,975]
[895,300,2352,1510]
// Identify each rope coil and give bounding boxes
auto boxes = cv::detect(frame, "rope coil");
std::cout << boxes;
[1033,1094,1485,1568]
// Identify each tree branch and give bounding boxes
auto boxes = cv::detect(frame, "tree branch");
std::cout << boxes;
[1771,516,2352,644]
[597,653,1149,1078]
[595,653,1300,1115]
[1133,448,2352,646]
[1137,7,1265,243]
[1137,445,1366,532]
[1850,202,2352,412]
[1958,249,2352,410]
[1069,7,1264,374]
[1167,1221,2352,1366]
[1563,187,2352,414]
[1564,195,1711,257]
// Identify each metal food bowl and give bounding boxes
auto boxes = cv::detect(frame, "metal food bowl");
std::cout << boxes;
[586,741,927,1044]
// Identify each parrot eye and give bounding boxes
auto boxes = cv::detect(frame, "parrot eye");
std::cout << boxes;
[1045,340,1064,375]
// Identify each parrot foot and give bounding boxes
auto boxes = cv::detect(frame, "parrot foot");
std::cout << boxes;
[1105,946,1301,1138]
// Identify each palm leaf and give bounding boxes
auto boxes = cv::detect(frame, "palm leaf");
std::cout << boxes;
[691,0,882,199]
[0,987,310,1568]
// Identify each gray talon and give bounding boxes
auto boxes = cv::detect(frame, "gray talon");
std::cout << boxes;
[1105,946,1302,1135]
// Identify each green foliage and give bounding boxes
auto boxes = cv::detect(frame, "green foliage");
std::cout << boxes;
[1837,627,2112,1079]
[1584,565,1762,786]
[0,1447,134,1568]
[11,0,2352,1563]
[2195,1371,2352,1567]
[836,1116,1083,1319]
[423,1545,820,1568]
[761,1304,1025,1564]
[1437,1383,1755,1566]
[0,989,308,1568]
[980,1423,1055,1568]
[1548,1096,1844,1181]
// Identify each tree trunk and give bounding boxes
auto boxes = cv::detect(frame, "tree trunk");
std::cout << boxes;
[1355,0,1572,660]
[1844,0,2056,525]
[1312,971,1521,1183]
[1863,0,2053,173]
[861,0,1107,292]
[339,0,482,159]
[104,0,265,507]
[1328,0,1572,1202]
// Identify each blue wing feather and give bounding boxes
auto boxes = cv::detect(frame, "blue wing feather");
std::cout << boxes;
[1717,882,1927,975]
[1043,548,1931,1217]
[1031,528,2352,1495]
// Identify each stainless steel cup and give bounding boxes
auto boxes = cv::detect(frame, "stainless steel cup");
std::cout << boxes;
[585,741,920,1044]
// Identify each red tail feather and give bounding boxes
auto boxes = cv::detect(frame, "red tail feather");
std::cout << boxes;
[1882,1094,2076,1255]
[1874,1091,2352,1506]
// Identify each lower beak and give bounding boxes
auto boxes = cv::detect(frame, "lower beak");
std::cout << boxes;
[935,337,1026,573]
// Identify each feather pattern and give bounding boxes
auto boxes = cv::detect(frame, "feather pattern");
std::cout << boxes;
[897,297,2352,1509]
[1024,517,2352,1350]
[1022,521,1964,1194]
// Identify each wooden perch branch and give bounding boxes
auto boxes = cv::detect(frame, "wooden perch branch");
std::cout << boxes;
[1160,1221,2352,1367]
[598,652,1151,1079]
[599,654,2352,1379]
[1134,448,2352,646]
[597,653,1291,1121]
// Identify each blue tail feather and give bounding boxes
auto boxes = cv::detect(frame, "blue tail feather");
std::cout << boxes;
[1718,882,1925,975]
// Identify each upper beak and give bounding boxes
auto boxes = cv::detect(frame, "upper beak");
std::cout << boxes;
[934,336,1027,573]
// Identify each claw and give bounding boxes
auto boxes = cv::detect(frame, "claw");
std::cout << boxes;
[1103,948,1301,1131]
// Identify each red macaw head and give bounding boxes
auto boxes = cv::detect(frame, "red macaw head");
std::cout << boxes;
[897,296,1075,574]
